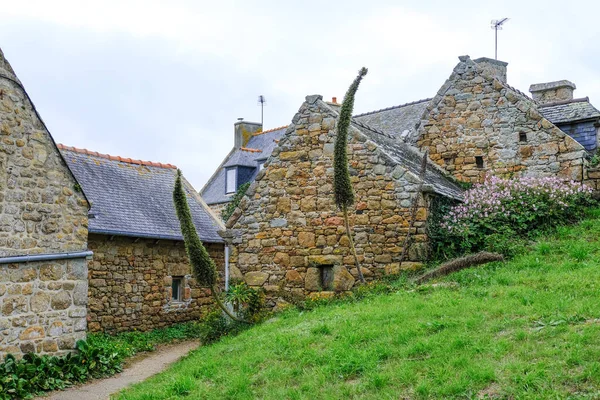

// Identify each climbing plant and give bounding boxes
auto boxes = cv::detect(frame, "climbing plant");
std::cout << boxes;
[334,67,368,283]
[172,170,246,322]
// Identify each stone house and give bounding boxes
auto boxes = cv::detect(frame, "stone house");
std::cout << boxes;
[1,49,90,359]
[213,55,600,304]
[415,57,592,183]
[220,95,463,306]
[58,145,226,333]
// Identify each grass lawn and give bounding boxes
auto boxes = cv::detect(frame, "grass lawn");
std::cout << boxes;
[116,212,600,399]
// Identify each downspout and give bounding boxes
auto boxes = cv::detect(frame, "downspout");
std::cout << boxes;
[224,245,230,291]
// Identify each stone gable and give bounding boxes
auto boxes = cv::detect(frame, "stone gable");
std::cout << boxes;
[223,96,433,306]
[1,48,90,359]
[0,51,88,257]
[416,56,586,183]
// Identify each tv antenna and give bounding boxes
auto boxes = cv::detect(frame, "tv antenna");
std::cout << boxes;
[491,18,509,60]
[257,95,266,126]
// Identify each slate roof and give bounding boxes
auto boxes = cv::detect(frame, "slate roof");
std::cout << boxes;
[354,99,431,142]
[347,108,463,200]
[59,145,224,243]
[538,98,600,125]
[201,126,287,205]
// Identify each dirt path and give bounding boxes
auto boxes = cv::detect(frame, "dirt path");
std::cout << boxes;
[39,340,200,400]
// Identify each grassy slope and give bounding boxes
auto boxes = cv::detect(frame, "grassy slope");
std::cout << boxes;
[117,212,600,399]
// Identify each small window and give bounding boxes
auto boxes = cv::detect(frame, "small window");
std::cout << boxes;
[226,168,236,194]
[519,132,527,142]
[475,156,484,168]
[172,276,183,301]
[320,265,334,291]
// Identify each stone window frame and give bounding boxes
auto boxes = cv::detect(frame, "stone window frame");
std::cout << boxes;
[164,274,193,311]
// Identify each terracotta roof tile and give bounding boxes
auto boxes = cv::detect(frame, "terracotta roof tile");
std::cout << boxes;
[56,144,177,169]
[240,147,262,153]
[253,125,289,136]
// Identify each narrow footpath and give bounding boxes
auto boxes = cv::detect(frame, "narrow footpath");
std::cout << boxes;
[39,340,200,400]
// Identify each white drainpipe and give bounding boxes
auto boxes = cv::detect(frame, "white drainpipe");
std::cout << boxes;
[224,245,230,291]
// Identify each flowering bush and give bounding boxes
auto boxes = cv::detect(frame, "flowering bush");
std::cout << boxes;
[432,176,594,258]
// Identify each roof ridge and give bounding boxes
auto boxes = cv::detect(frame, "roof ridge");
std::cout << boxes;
[353,98,432,118]
[239,147,262,153]
[499,81,536,103]
[538,97,590,108]
[253,125,289,136]
[57,144,177,169]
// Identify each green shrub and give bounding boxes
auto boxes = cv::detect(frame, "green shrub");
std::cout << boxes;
[0,341,120,399]
[225,282,265,322]
[430,176,594,259]
[0,319,247,399]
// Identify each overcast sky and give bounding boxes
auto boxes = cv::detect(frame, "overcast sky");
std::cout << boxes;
[1,0,599,189]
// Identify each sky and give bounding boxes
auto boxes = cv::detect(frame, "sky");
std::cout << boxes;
[1,0,599,189]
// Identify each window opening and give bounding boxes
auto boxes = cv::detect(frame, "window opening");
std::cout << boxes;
[172,276,183,301]
[475,156,484,168]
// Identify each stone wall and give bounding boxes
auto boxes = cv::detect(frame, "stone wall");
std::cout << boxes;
[1,48,90,359]
[87,234,225,333]
[0,258,88,359]
[224,96,427,307]
[416,56,586,183]
[0,50,88,258]
[208,202,227,221]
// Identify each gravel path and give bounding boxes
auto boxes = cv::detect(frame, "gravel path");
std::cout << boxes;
[39,340,200,400]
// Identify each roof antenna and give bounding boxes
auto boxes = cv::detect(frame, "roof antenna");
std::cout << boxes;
[257,95,266,126]
[491,18,509,60]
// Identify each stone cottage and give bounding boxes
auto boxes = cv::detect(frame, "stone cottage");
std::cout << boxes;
[415,57,590,183]
[214,55,600,304]
[1,49,90,359]
[221,95,463,306]
[58,145,226,333]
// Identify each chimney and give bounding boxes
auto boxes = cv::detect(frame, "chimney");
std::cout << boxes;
[473,57,508,83]
[234,118,262,148]
[332,97,337,104]
[528,80,576,104]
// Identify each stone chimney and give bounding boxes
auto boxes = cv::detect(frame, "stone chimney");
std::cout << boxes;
[473,57,508,83]
[529,80,576,104]
[234,118,262,148]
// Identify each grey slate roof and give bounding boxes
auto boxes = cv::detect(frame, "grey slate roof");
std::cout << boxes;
[354,99,431,142]
[60,146,224,243]
[202,127,287,205]
[538,98,600,125]
[348,117,463,200]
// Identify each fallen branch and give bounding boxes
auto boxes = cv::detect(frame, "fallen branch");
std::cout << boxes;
[414,252,503,284]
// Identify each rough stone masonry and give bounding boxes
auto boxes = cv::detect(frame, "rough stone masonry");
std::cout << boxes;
[0,48,90,359]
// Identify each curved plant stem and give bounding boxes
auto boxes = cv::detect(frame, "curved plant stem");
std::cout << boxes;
[399,150,428,269]
[211,285,248,323]
[343,206,365,283]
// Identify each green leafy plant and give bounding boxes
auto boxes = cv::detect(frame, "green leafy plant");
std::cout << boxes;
[222,182,250,222]
[334,67,368,283]
[225,282,265,322]
[173,170,247,322]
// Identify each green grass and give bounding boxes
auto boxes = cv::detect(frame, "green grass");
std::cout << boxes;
[116,212,600,399]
